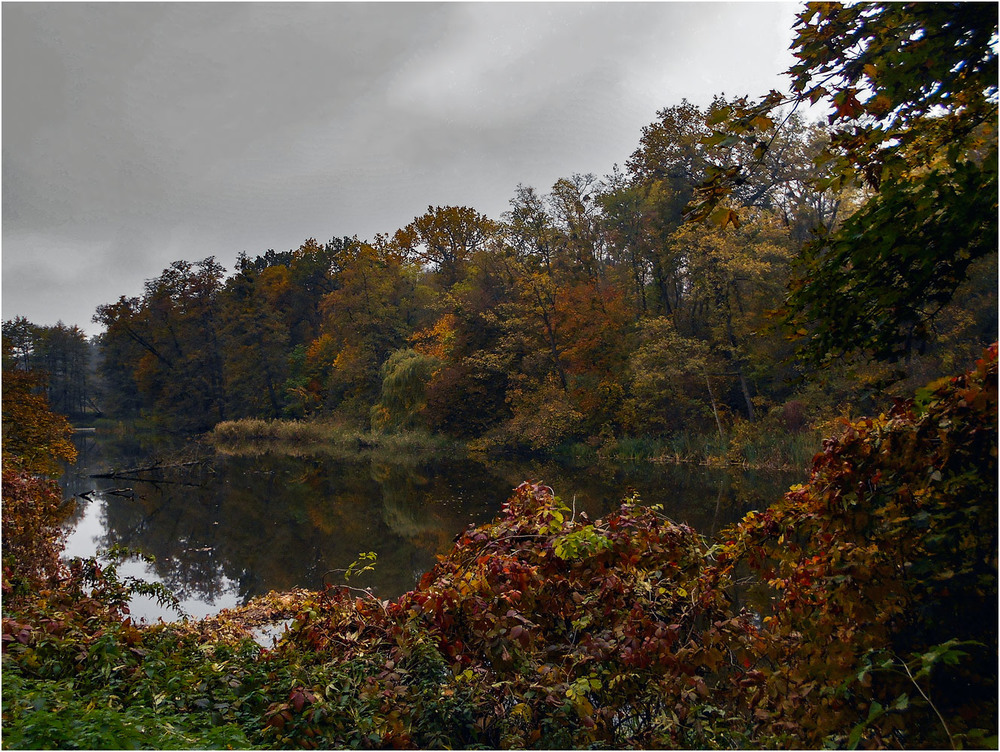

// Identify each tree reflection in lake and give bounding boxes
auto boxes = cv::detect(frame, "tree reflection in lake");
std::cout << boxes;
[60,432,803,622]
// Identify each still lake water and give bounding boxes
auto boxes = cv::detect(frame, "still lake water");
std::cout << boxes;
[59,431,803,623]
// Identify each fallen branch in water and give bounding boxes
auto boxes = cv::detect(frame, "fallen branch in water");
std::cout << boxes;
[90,459,207,480]
[90,458,211,487]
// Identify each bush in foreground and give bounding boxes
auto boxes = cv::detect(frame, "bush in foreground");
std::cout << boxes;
[2,347,996,749]
[719,343,998,748]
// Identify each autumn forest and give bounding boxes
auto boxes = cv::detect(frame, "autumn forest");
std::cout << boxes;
[2,3,997,749]
[6,92,995,461]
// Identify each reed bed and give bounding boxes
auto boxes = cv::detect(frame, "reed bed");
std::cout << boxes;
[206,418,457,459]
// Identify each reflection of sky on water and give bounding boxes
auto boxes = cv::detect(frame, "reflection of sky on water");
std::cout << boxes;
[62,495,240,623]
[58,432,805,623]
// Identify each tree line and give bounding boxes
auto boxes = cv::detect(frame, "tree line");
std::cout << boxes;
[6,3,996,460]
[84,103,992,450]
[1,318,98,420]
[89,97,828,441]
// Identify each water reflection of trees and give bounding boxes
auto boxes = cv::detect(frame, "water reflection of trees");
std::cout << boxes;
[97,455,511,604]
[91,447,805,610]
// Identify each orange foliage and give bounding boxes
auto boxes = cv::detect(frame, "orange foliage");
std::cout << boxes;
[410,313,457,360]
[1,367,77,475]
[1,463,70,601]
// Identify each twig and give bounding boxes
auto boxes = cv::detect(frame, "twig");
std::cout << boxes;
[900,655,956,750]
[90,459,208,479]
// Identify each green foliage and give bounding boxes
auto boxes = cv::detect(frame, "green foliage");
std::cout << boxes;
[552,522,613,560]
[3,549,276,749]
[2,669,251,750]
[788,145,997,364]
[341,551,378,582]
[694,2,998,363]
[371,348,441,431]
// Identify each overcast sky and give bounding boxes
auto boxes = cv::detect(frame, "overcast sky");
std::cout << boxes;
[3,2,801,335]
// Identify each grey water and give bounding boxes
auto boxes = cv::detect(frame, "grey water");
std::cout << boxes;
[59,431,803,623]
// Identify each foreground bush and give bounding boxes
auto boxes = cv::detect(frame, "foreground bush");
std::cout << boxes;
[2,347,996,749]
[718,343,998,748]
[1,466,70,602]
[261,483,757,748]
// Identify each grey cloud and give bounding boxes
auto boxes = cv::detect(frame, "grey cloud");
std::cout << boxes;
[3,2,800,334]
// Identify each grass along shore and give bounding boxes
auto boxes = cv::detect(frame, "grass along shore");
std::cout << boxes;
[206,417,820,472]
[206,418,460,460]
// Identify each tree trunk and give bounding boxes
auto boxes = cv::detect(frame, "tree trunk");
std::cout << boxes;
[703,367,725,442]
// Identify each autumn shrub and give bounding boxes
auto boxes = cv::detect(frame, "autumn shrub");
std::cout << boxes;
[258,482,760,749]
[1,360,78,607]
[492,376,586,453]
[1,367,77,476]
[423,361,512,439]
[3,348,996,750]
[619,317,719,436]
[1,464,70,603]
[717,344,998,748]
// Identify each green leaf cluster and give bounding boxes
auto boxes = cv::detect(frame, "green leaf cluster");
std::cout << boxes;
[694,2,998,364]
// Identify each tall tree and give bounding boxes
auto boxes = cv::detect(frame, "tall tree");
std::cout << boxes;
[2,317,36,371]
[547,174,608,283]
[94,258,228,431]
[693,2,998,363]
[391,206,497,290]
[669,210,796,420]
[309,238,424,419]
[3,318,95,418]
[33,323,93,417]
[219,258,294,418]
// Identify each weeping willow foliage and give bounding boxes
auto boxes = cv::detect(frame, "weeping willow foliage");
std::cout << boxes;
[372,348,442,431]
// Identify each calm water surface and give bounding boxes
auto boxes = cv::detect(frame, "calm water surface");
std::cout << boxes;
[60,432,803,623]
